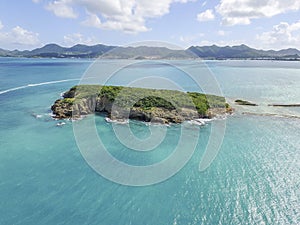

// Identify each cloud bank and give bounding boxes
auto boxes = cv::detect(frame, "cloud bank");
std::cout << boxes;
[45,0,194,33]
[216,0,300,26]
[256,20,300,49]
[0,22,40,49]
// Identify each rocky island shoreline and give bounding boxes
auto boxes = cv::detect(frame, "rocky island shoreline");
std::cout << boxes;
[51,85,233,124]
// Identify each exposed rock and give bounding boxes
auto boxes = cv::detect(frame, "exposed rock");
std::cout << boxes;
[235,99,257,106]
[51,99,73,119]
[268,104,300,107]
[150,117,169,124]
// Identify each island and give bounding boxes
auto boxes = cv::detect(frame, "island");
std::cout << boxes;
[235,99,258,106]
[268,104,300,107]
[51,85,233,124]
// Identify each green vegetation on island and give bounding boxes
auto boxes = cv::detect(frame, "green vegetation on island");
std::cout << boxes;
[235,99,258,106]
[52,85,232,124]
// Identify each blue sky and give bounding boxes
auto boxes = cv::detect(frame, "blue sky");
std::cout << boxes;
[0,0,300,50]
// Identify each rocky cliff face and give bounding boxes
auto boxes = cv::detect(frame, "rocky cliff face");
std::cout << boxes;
[52,97,200,124]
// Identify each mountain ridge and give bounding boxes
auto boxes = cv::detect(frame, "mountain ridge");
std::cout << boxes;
[187,45,300,59]
[0,43,299,60]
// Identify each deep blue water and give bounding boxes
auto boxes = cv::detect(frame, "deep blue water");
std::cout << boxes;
[0,58,299,224]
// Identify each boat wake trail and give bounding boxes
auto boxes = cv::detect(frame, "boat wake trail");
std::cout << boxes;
[0,78,81,95]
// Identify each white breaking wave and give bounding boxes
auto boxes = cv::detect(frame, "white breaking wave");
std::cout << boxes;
[0,78,81,95]
[105,117,129,124]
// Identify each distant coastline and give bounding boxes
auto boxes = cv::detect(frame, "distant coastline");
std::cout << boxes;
[1,43,300,61]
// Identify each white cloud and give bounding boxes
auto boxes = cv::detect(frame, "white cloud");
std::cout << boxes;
[256,21,300,49]
[0,25,40,49]
[216,0,300,26]
[32,0,41,3]
[44,0,194,33]
[175,0,196,3]
[221,17,251,26]
[46,0,77,18]
[179,33,205,47]
[0,21,3,30]
[63,33,98,46]
[81,11,148,33]
[197,9,215,22]
[217,30,226,36]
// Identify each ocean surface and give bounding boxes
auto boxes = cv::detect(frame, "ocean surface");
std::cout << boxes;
[0,57,299,224]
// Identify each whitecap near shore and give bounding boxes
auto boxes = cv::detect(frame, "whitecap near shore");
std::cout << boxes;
[105,117,129,124]
[104,116,217,127]
[187,118,212,126]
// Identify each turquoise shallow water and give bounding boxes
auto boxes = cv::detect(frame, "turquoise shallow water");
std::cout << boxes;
[0,58,299,224]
